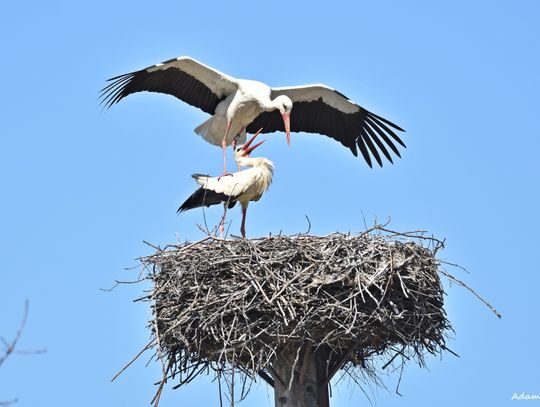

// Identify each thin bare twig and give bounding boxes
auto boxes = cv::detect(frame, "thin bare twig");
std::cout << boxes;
[1,301,45,406]
[439,270,502,319]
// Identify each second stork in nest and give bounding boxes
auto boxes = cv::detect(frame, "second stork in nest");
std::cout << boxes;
[178,129,273,238]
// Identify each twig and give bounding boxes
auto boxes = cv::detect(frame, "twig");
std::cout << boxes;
[111,338,156,382]
[99,278,147,292]
[0,301,29,368]
[1,301,45,406]
[438,270,502,318]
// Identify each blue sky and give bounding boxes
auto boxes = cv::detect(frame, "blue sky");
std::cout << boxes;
[1,1,539,406]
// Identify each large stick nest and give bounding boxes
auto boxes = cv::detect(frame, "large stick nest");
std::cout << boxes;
[136,226,468,402]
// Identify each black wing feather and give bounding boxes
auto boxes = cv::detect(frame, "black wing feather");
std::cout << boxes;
[366,115,406,148]
[355,133,373,168]
[247,98,405,167]
[365,118,401,158]
[363,122,393,164]
[100,67,223,114]
[178,187,237,213]
[360,127,383,167]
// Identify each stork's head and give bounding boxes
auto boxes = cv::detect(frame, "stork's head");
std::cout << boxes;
[234,128,266,161]
[274,95,292,146]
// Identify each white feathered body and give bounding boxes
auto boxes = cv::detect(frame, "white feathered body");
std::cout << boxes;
[193,156,274,206]
[194,80,273,147]
[103,56,406,168]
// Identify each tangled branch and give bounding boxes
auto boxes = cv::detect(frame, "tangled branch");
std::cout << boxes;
[117,226,499,405]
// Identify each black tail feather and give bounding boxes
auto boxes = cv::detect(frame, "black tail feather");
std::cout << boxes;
[178,187,237,213]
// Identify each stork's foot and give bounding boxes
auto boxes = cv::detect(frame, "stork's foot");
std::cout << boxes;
[219,223,224,239]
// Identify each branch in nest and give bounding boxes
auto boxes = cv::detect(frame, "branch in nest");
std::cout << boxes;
[118,226,500,405]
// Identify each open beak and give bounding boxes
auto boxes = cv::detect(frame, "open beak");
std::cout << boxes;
[282,112,291,146]
[242,128,265,155]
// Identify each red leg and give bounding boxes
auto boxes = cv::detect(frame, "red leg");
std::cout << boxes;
[221,121,232,176]
[219,203,228,239]
[240,204,248,238]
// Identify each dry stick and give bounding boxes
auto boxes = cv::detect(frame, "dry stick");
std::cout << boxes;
[438,259,470,274]
[238,372,251,402]
[441,345,460,358]
[99,278,148,292]
[142,240,161,251]
[138,236,212,263]
[269,263,317,303]
[0,300,28,369]
[301,215,312,235]
[218,373,224,407]
[438,269,502,318]
[381,346,407,370]
[111,338,157,382]
[231,360,235,407]
[244,267,272,305]
[151,356,175,407]
[152,318,167,377]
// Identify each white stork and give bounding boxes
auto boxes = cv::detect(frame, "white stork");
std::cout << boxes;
[101,56,405,173]
[178,129,273,238]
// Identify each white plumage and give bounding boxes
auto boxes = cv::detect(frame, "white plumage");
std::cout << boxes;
[191,156,274,204]
[101,56,405,170]
[178,130,273,238]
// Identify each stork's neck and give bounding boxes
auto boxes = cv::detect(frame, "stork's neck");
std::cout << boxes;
[264,98,282,111]
[235,156,275,172]
[263,94,292,113]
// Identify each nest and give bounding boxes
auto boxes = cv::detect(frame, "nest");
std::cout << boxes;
[131,226,486,405]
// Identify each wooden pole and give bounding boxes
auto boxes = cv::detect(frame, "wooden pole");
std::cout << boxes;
[272,344,331,407]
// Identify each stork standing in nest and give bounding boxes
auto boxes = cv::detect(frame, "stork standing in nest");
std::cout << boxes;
[178,129,273,238]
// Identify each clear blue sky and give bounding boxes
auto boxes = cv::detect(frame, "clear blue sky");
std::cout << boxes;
[1,1,539,406]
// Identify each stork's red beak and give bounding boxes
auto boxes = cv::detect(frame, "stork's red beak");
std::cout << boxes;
[242,128,265,155]
[282,112,291,146]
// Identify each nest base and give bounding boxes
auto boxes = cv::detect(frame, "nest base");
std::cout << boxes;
[138,228,457,405]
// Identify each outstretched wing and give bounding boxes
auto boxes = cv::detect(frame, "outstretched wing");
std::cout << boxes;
[247,84,405,168]
[100,56,238,114]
